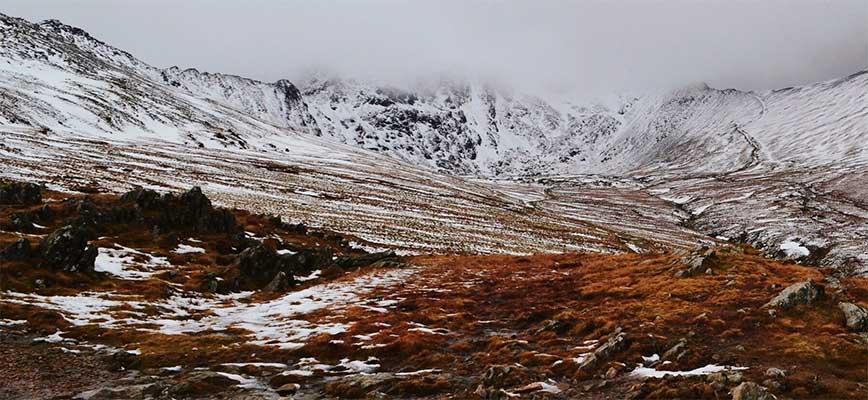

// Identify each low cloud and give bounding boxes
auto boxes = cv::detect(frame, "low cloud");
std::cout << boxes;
[6,0,867,95]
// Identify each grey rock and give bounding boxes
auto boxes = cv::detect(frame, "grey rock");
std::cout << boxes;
[838,302,868,332]
[764,280,824,309]
[675,247,720,277]
[579,327,628,371]
[730,382,776,400]
[661,338,688,362]
[764,368,786,379]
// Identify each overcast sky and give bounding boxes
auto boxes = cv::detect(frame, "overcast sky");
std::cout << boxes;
[4,0,867,95]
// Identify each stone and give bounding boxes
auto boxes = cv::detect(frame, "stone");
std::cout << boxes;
[730,382,776,400]
[838,302,868,332]
[40,224,97,272]
[676,246,721,277]
[661,339,687,362]
[764,280,824,309]
[0,238,32,260]
[275,383,300,395]
[0,181,42,205]
[324,373,398,398]
[263,271,290,292]
[169,371,236,396]
[765,368,786,380]
[579,328,628,371]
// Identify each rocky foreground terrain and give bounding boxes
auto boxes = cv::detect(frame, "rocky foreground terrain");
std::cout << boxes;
[1,180,866,399]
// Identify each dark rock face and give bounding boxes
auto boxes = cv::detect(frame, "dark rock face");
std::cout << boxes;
[120,186,237,233]
[764,280,825,309]
[40,224,97,272]
[1,238,32,260]
[0,181,42,205]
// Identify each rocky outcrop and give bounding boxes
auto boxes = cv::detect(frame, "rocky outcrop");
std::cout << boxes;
[0,181,42,205]
[120,186,237,233]
[39,224,97,272]
[838,302,868,332]
[764,280,824,309]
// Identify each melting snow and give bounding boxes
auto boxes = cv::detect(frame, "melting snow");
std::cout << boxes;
[780,239,810,258]
[173,244,206,254]
[94,245,170,280]
[630,364,747,378]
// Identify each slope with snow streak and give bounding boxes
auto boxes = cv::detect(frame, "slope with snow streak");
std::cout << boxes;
[0,124,710,256]
[1,13,866,270]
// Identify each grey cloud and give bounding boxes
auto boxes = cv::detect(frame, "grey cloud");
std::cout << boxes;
[4,0,866,95]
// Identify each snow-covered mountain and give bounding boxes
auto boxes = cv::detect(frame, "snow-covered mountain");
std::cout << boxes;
[2,13,867,271]
[3,13,864,178]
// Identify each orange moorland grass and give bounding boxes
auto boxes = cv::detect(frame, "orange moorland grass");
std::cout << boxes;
[292,250,868,399]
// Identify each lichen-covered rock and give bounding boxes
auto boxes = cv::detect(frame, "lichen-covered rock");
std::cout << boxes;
[0,181,42,205]
[764,280,824,309]
[730,381,776,400]
[40,224,97,272]
[838,302,868,332]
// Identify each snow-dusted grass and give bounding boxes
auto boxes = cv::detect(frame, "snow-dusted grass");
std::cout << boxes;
[1,267,417,349]
[94,245,170,280]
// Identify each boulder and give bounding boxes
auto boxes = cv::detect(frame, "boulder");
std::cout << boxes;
[169,371,236,396]
[263,271,291,292]
[579,327,628,371]
[730,382,776,400]
[838,302,868,332]
[324,373,399,398]
[40,224,97,272]
[0,238,32,260]
[764,280,824,309]
[0,181,42,205]
[675,247,720,277]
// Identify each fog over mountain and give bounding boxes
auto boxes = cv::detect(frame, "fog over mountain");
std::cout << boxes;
[4,0,866,96]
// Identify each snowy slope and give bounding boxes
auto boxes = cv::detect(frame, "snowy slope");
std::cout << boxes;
[1,13,866,271]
